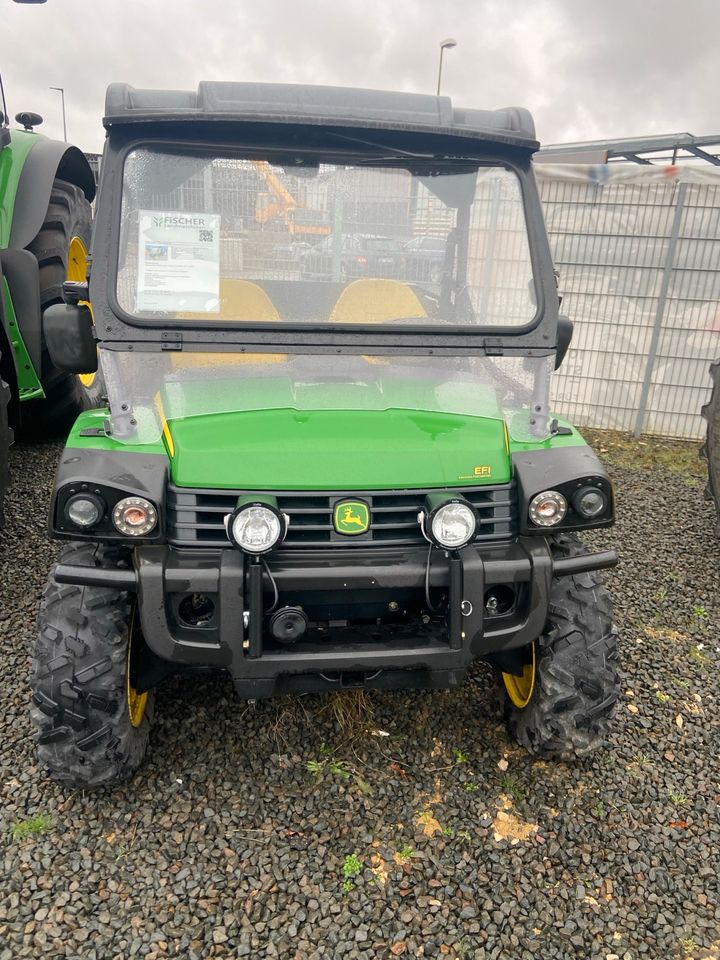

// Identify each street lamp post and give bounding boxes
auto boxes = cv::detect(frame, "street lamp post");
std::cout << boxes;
[436,38,457,96]
[49,86,66,141]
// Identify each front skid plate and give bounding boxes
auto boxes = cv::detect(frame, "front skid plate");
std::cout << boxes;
[51,538,617,698]
[130,540,556,697]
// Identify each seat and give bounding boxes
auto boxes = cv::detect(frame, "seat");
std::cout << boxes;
[330,279,427,365]
[175,279,285,366]
[329,279,427,324]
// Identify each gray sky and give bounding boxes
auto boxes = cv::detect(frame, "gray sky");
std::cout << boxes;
[4,0,719,153]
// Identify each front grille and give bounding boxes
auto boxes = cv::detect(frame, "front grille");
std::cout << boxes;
[167,483,516,549]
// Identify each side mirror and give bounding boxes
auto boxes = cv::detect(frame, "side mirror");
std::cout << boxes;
[555,316,574,370]
[43,303,98,374]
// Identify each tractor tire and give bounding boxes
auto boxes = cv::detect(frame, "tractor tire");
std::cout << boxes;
[0,372,11,527]
[19,179,100,439]
[701,359,720,520]
[30,542,154,789]
[503,532,619,760]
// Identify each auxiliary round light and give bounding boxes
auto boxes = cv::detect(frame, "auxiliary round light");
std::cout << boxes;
[573,485,607,519]
[112,496,158,537]
[229,504,286,554]
[66,493,104,529]
[529,490,568,527]
[428,500,477,549]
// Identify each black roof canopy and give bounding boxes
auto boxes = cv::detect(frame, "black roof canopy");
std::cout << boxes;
[104,81,539,152]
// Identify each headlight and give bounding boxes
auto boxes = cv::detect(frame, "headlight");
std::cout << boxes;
[573,485,607,519]
[112,496,158,536]
[529,490,567,527]
[420,494,478,549]
[227,497,287,554]
[65,493,104,529]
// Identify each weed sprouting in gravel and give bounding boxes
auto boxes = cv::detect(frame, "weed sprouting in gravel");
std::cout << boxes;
[592,800,606,819]
[329,760,352,780]
[499,774,525,803]
[464,782,479,792]
[306,755,372,795]
[669,791,690,806]
[10,814,53,840]
[396,845,414,862]
[342,853,363,893]
[690,645,709,664]
[633,752,653,766]
[453,748,469,763]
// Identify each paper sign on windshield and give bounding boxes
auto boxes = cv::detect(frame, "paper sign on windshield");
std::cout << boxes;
[136,210,220,312]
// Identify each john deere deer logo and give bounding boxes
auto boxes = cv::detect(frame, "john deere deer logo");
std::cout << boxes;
[333,500,370,536]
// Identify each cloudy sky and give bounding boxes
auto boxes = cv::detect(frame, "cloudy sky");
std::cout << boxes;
[3,0,719,154]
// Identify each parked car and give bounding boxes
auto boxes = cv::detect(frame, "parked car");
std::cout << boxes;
[402,235,446,284]
[301,233,405,280]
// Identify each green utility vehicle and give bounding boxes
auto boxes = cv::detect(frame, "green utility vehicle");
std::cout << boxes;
[32,82,619,787]
[0,61,96,522]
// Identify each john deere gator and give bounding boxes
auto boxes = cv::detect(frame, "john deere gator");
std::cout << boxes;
[32,82,619,787]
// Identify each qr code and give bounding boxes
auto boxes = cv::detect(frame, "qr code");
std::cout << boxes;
[199,229,214,242]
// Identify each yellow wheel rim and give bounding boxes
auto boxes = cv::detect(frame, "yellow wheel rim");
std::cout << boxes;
[502,643,536,709]
[127,609,148,728]
[67,235,88,282]
[68,236,97,389]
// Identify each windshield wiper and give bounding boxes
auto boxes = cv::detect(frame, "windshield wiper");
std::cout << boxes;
[325,131,438,159]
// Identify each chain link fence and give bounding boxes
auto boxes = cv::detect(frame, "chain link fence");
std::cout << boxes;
[537,163,720,439]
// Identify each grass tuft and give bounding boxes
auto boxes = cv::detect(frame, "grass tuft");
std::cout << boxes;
[499,774,525,803]
[11,814,53,840]
[320,690,376,734]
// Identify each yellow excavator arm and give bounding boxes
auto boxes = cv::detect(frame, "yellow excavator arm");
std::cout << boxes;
[251,160,298,212]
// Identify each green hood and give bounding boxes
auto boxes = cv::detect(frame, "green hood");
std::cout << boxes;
[167,405,510,490]
[159,375,510,490]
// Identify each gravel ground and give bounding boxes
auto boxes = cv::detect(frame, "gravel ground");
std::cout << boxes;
[1,433,719,960]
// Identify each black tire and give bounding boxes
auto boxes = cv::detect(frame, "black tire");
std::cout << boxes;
[701,359,720,520]
[0,372,11,527]
[19,179,99,439]
[503,533,619,760]
[30,542,154,788]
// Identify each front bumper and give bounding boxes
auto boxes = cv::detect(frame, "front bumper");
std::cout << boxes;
[54,539,617,698]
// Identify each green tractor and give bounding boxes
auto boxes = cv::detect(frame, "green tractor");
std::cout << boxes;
[0,12,96,522]
[32,82,619,787]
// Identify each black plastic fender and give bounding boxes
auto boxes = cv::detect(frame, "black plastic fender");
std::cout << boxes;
[512,446,614,534]
[0,249,42,373]
[9,139,95,251]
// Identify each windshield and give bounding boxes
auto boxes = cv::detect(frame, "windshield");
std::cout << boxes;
[99,348,553,446]
[116,147,537,328]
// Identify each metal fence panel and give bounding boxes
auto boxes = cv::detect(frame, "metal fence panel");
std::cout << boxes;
[537,164,720,439]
